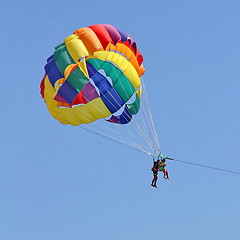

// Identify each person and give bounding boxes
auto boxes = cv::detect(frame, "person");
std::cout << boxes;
[151,158,169,188]
[159,159,169,179]
[151,159,160,188]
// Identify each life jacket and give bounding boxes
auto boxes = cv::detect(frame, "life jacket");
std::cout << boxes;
[159,161,165,171]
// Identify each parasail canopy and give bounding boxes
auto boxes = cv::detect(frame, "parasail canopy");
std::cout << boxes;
[41,24,160,157]
[41,24,145,126]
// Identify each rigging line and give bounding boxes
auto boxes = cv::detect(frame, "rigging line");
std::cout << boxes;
[124,67,157,149]
[109,63,156,149]
[109,122,150,150]
[136,85,158,151]
[73,67,151,153]
[100,122,152,153]
[170,158,240,175]
[76,75,150,151]
[92,58,156,150]
[143,81,160,149]
[96,61,143,133]
[133,117,155,152]
[69,88,137,149]
[74,102,149,153]
[90,58,138,121]
[74,63,136,132]
[108,62,158,151]
[138,102,157,148]
[90,60,154,150]
[78,125,152,156]
[85,120,151,153]
[87,61,136,125]
[71,58,155,153]
[130,109,156,150]
[87,66,127,112]
[133,79,158,149]
[132,88,156,147]
[92,57,138,119]
[96,111,153,152]
[141,79,160,150]
[83,125,148,153]
[55,57,154,152]
[141,79,159,149]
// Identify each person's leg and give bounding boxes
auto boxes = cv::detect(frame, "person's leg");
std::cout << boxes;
[163,169,169,179]
[154,175,158,187]
[151,174,157,187]
[151,177,155,186]
[166,170,169,179]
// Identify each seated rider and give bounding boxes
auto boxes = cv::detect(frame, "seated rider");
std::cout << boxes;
[159,159,169,179]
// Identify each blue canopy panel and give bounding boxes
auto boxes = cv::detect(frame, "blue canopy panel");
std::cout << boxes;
[107,105,132,124]
[55,80,78,104]
[87,62,112,92]
[44,55,64,87]
[115,27,128,43]
[87,62,125,114]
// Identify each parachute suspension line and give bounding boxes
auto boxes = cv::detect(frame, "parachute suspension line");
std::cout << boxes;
[98,120,152,154]
[102,58,155,152]
[126,69,159,151]
[74,60,153,154]
[74,83,150,154]
[90,60,154,154]
[126,68,158,151]
[134,104,157,151]
[106,60,157,151]
[74,98,149,153]
[86,59,159,157]
[169,158,240,175]
[90,58,157,151]
[77,125,152,156]
[141,79,160,150]
[81,120,152,155]
[142,80,160,151]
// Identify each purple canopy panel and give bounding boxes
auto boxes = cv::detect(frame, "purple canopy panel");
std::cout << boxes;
[81,82,99,103]
[102,24,122,44]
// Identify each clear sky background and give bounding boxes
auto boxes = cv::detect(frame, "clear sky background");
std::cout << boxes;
[1,0,240,239]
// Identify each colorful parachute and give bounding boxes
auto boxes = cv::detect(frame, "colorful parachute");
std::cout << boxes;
[41,24,160,156]
[40,24,145,126]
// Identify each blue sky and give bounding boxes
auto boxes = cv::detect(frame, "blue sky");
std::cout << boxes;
[1,0,240,239]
